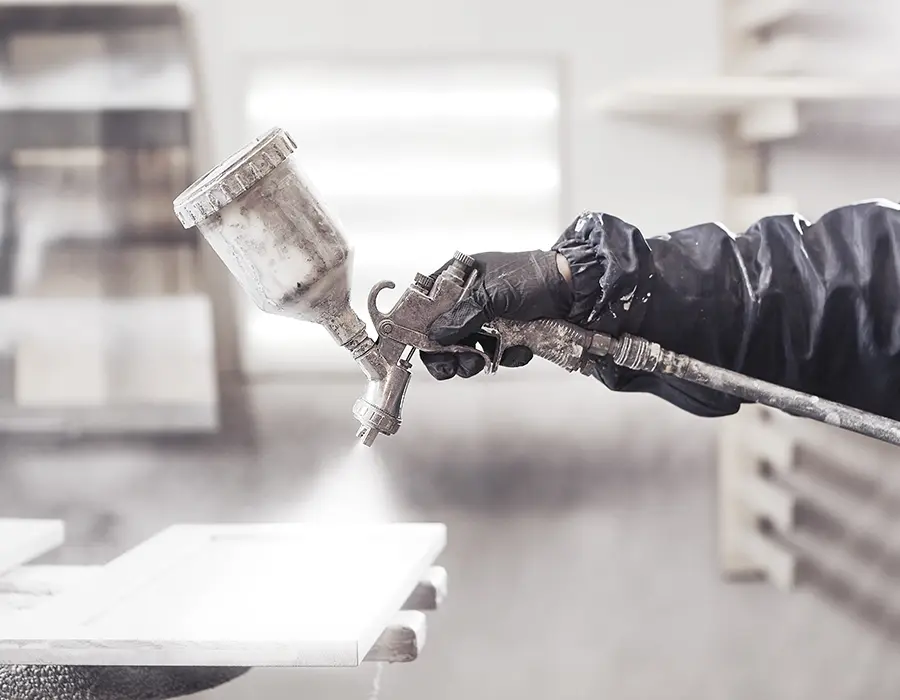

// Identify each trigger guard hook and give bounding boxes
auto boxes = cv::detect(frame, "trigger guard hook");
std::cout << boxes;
[479,323,504,374]
[367,280,396,324]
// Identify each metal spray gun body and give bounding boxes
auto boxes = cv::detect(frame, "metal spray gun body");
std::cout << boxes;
[175,127,900,449]
[172,127,598,446]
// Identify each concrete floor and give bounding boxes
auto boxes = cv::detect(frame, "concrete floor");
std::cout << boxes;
[1,373,899,699]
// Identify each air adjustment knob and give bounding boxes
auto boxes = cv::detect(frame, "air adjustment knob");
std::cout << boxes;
[414,272,436,292]
[452,251,477,270]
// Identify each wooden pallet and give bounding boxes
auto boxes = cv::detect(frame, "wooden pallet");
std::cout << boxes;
[0,519,447,667]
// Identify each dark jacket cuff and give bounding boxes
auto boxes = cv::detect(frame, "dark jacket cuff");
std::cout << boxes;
[551,211,654,337]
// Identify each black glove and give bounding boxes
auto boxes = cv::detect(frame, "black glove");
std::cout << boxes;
[420,250,573,380]
[0,665,249,700]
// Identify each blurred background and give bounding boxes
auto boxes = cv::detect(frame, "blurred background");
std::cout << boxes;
[1,0,900,698]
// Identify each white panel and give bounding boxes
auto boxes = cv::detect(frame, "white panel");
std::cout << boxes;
[0,523,446,667]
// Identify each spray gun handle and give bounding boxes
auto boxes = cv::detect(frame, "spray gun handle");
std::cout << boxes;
[353,255,612,447]
[483,317,606,375]
[432,253,604,375]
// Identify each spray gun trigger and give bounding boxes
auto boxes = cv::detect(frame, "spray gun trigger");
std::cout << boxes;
[476,324,504,373]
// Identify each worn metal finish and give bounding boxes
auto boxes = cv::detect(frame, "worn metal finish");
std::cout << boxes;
[376,271,900,447]
[173,128,402,446]
[176,126,900,449]
[598,333,900,448]
[356,256,605,444]
[489,318,595,374]
[367,259,593,374]
[172,128,602,446]
[172,127,366,345]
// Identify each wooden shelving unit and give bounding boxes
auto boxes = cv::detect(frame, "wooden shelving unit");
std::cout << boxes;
[0,1,219,435]
[594,0,900,595]
[592,0,900,230]
[593,77,900,130]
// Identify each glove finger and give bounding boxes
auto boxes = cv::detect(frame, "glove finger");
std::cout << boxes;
[451,336,485,379]
[427,296,489,346]
[456,351,486,378]
[469,335,531,370]
[419,350,458,381]
[500,345,533,368]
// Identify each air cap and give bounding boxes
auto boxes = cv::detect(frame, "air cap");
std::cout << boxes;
[173,126,297,229]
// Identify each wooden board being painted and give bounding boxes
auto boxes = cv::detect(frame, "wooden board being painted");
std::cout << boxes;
[0,523,446,667]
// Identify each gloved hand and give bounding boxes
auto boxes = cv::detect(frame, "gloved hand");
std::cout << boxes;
[420,250,573,380]
[0,665,249,700]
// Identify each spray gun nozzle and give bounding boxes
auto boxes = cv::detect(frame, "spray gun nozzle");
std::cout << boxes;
[351,354,412,448]
[356,426,379,447]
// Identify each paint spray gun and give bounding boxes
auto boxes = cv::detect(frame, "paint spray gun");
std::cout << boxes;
[174,127,900,448]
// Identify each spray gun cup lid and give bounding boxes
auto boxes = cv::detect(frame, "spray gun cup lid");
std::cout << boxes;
[173,126,298,229]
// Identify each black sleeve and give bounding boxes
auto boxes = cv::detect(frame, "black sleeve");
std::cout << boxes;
[551,200,900,421]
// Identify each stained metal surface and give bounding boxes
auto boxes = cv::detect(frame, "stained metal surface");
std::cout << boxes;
[175,129,604,446]
[604,333,900,448]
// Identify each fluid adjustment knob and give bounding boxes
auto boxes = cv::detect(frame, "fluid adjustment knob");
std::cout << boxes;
[453,251,477,270]
[414,272,436,293]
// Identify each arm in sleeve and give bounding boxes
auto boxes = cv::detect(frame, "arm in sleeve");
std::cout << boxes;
[551,200,900,420]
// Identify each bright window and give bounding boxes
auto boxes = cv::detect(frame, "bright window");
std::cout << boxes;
[241,59,561,375]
